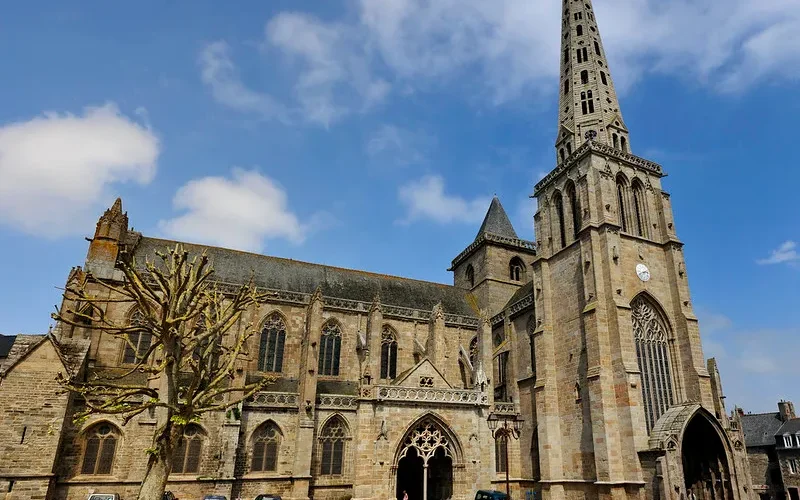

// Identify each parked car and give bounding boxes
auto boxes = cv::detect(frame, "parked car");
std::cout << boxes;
[202,496,227,500]
[254,495,282,500]
[87,494,120,500]
[475,490,509,500]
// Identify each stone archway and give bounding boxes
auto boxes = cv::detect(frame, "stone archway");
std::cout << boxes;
[682,414,734,500]
[395,417,456,500]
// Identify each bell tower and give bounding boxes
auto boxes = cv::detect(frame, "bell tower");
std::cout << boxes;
[556,0,629,164]
[523,1,746,499]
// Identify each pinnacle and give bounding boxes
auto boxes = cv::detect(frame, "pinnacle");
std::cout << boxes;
[110,197,123,214]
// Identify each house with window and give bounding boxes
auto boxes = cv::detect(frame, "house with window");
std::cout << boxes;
[738,400,800,500]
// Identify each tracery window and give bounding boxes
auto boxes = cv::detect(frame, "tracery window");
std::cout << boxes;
[258,313,286,372]
[380,326,398,380]
[318,321,342,376]
[319,417,347,475]
[81,423,117,475]
[251,422,281,472]
[398,417,454,465]
[173,425,203,474]
[469,336,478,368]
[631,295,675,433]
[122,310,151,364]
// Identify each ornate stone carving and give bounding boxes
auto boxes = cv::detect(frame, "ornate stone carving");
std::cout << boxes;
[246,392,299,409]
[493,402,517,415]
[397,417,455,463]
[317,394,359,410]
[376,386,488,406]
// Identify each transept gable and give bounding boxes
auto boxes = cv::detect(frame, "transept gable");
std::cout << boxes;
[391,358,452,389]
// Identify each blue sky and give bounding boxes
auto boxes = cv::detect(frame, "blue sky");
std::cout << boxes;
[0,0,798,413]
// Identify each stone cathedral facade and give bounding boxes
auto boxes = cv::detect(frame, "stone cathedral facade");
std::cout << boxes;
[0,1,755,500]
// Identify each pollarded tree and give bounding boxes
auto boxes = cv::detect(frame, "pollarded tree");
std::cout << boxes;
[53,245,276,500]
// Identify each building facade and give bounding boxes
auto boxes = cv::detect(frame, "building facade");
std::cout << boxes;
[0,1,755,500]
[738,401,800,500]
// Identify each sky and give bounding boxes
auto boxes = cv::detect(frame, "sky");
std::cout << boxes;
[0,0,798,414]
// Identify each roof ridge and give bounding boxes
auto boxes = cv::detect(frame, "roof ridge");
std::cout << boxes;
[138,236,461,291]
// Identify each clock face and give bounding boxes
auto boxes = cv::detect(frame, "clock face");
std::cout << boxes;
[636,263,651,282]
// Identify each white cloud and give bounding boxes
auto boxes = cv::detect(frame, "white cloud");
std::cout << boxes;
[159,168,308,253]
[199,41,290,123]
[757,241,799,265]
[365,124,433,166]
[0,103,159,237]
[397,175,489,225]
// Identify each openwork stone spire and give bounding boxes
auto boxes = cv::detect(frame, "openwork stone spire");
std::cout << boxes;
[556,0,630,164]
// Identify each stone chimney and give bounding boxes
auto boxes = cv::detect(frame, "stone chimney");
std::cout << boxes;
[779,400,796,422]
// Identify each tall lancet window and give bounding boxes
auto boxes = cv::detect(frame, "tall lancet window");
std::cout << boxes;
[380,326,398,380]
[632,180,648,238]
[566,181,580,239]
[554,192,566,249]
[631,295,675,433]
[616,175,629,233]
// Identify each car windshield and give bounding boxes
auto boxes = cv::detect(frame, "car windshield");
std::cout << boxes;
[256,496,280,500]
[89,496,116,500]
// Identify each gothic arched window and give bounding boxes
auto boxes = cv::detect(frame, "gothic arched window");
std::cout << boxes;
[319,416,348,475]
[564,79,570,95]
[380,326,398,380]
[509,257,525,282]
[631,295,675,433]
[613,133,619,149]
[576,24,583,36]
[594,40,601,56]
[122,309,151,364]
[580,70,588,84]
[319,322,342,376]
[566,181,580,239]
[632,180,648,238]
[616,175,629,233]
[554,192,567,249]
[469,336,478,368]
[81,423,118,475]
[251,421,281,472]
[620,136,628,152]
[258,313,286,373]
[173,424,204,474]
[495,430,509,473]
[466,264,475,288]
[600,71,607,85]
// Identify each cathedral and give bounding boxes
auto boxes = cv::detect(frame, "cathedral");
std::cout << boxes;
[0,1,755,500]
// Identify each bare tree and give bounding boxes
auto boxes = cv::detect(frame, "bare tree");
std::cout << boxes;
[53,245,276,500]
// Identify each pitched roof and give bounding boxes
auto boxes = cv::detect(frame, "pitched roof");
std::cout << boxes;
[0,334,90,378]
[475,197,519,240]
[777,418,800,436]
[741,412,784,447]
[131,237,476,318]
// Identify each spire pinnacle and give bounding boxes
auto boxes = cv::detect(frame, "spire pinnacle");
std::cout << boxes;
[556,0,630,164]
[110,197,123,214]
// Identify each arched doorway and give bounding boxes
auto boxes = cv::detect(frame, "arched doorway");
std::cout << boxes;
[395,417,456,500]
[682,413,734,500]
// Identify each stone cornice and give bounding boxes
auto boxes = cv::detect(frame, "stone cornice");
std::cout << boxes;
[450,232,536,270]
[534,141,665,196]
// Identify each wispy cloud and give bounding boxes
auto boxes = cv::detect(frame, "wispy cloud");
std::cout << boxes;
[365,124,434,167]
[0,103,159,237]
[397,175,489,225]
[757,241,799,265]
[159,168,320,253]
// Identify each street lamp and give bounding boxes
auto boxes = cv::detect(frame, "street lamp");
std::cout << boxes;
[488,413,524,499]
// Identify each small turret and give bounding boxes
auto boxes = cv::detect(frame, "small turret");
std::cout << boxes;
[85,198,129,280]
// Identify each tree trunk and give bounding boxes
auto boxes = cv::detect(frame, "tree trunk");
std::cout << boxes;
[137,421,181,500]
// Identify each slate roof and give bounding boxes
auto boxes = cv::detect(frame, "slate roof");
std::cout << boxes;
[741,412,784,447]
[503,281,533,311]
[475,197,519,240]
[131,237,476,317]
[0,334,46,373]
[0,334,16,359]
[0,334,90,378]
[777,418,800,436]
